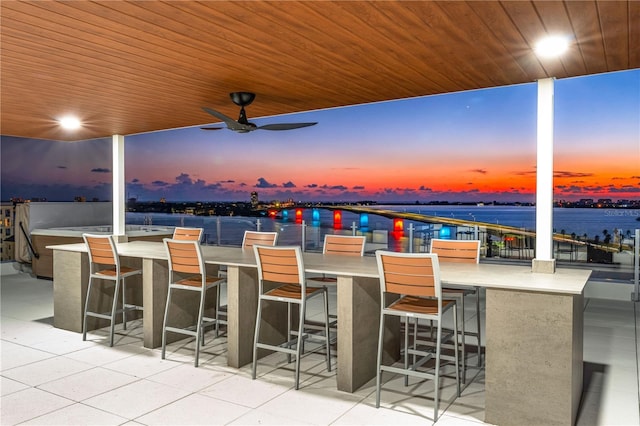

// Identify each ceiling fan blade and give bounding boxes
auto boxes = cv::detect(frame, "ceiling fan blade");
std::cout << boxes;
[200,127,223,130]
[202,106,235,123]
[257,122,318,131]
[201,106,246,131]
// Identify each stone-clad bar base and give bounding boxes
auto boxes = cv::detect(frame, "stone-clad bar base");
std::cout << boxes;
[53,250,143,333]
[337,276,399,393]
[485,288,583,426]
[54,250,219,349]
[53,250,89,332]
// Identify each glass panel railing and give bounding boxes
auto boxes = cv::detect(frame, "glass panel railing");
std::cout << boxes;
[127,212,638,297]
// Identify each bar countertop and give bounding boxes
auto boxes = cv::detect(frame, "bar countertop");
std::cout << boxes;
[48,241,591,295]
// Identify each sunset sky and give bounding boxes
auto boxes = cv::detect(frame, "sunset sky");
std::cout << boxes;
[2,69,638,203]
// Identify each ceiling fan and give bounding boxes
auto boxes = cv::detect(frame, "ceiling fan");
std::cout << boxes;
[201,92,317,133]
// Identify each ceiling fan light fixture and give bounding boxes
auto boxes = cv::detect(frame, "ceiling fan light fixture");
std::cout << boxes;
[534,35,570,58]
[58,115,82,130]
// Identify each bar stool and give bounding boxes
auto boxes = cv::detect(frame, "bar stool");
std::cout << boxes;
[217,232,278,285]
[307,234,366,337]
[162,238,224,367]
[172,227,203,241]
[216,230,278,328]
[252,245,331,390]
[430,238,482,381]
[375,251,460,422]
[172,227,220,340]
[82,234,142,347]
[241,230,279,249]
[308,234,366,284]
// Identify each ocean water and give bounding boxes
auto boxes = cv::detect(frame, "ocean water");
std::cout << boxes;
[376,205,640,240]
[127,205,640,249]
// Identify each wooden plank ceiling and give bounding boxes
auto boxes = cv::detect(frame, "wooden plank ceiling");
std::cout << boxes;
[1,0,638,141]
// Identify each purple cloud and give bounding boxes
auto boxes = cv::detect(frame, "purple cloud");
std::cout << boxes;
[255,177,277,188]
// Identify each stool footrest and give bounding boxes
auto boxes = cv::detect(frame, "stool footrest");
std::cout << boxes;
[85,312,113,320]
[256,341,298,355]
[405,350,436,370]
[380,364,436,381]
[165,326,197,337]
[123,303,143,311]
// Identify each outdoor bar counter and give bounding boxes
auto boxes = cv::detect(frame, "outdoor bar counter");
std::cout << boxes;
[31,225,172,278]
[49,241,591,426]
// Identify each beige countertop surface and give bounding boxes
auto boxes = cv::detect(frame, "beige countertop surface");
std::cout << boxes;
[49,241,591,295]
[33,227,173,238]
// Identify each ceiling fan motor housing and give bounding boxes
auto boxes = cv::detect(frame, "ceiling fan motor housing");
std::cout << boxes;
[230,92,256,107]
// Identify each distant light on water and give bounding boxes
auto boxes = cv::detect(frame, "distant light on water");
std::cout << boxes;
[360,213,369,229]
[333,210,342,229]
[440,226,451,239]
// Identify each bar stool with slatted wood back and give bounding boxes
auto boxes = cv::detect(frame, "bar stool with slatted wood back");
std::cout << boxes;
[162,238,224,367]
[217,231,278,283]
[430,239,482,381]
[242,230,278,249]
[216,231,278,326]
[375,251,460,422]
[82,234,142,347]
[308,234,366,284]
[252,245,331,390]
[172,227,203,242]
[172,227,219,341]
[307,234,366,337]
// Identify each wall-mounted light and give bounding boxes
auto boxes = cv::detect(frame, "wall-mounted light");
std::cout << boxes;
[58,115,82,130]
[534,35,570,58]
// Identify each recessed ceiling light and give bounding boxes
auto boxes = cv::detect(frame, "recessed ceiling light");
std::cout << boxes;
[59,116,82,130]
[534,35,570,58]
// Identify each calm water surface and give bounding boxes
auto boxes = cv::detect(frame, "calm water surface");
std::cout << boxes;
[377,205,640,239]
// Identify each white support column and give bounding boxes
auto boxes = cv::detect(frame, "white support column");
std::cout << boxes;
[112,134,127,241]
[533,78,556,273]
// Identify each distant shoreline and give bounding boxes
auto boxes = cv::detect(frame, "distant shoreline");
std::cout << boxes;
[5,199,639,211]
